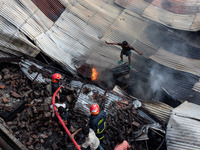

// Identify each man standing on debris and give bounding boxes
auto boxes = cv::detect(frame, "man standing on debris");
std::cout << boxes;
[105,41,143,69]
[89,104,106,141]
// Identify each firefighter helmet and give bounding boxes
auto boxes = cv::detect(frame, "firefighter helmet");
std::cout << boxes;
[90,103,100,115]
[52,73,62,83]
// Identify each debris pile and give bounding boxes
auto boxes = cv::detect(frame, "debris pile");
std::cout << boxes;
[0,66,28,121]
[102,100,162,149]
[0,63,166,150]
[0,64,75,149]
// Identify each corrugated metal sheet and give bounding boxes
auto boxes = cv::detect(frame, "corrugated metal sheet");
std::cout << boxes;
[19,58,52,83]
[114,0,200,31]
[0,16,40,57]
[70,80,84,89]
[0,0,52,58]
[70,80,123,116]
[34,1,123,73]
[31,0,65,21]
[166,101,200,150]
[112,85,129,97]
[142,101,173,124]
[143,5,195,31]
[151,0,200,15]
[137,109,156,124]
[0,0,53,39]
[150,48,200,77]
[172,101,200,120]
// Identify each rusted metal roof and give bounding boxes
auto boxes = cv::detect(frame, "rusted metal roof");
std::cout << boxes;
[31,0,65,21]
[166,101,200,150]
[151,0,200,15]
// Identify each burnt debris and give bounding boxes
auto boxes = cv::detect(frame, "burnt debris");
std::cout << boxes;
[0,62,166,150]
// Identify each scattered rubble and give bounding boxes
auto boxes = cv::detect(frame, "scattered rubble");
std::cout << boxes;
[0,62,167,150]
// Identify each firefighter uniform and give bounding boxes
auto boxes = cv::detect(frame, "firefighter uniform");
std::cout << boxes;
[52,82,59,94]
[89,110,106,140]
[51,73,62,95]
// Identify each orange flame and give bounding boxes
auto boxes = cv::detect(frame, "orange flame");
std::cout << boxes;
[91,68,98,81]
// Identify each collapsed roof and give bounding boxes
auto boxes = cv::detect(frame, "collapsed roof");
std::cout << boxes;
[0,0,200,104]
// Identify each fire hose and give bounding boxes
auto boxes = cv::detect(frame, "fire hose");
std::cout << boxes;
[52,86,81,150]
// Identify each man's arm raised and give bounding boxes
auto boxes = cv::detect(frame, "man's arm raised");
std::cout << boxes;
[130,46,143,55]
[105,41,118,45]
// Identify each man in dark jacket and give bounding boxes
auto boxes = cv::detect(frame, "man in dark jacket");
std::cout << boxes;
[89,104,106,141]
[54,106,70,129]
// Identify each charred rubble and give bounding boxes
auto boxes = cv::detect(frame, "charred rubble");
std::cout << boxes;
[0,61,167,150]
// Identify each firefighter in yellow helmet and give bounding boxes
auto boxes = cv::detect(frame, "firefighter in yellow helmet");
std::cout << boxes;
[89,104,106,141]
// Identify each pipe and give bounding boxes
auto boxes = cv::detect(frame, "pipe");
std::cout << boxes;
[52,86,81,150]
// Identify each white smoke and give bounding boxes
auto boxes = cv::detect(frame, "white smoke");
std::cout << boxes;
[149,69,166,93]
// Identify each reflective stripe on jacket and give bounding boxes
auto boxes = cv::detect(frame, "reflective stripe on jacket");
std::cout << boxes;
[89,110,106,139]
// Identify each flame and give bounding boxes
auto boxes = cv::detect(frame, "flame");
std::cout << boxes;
[91,68,98,81]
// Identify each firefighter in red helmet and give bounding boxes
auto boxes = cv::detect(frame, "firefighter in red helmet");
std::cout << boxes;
[52,73,62,83]
[51,73,62,95]
[89,103,106,141]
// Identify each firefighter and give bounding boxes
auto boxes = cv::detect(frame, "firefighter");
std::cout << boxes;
[52,73,62,95]
[89,103,106,141]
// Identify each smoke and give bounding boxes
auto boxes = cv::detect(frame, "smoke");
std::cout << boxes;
[127,65,173,101]
[149,69,166,94]
[96,67,115,90]
[132,80,153,100]
[128,18,197,101]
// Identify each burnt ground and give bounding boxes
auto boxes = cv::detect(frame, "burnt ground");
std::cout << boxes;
[0,62,167,150]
